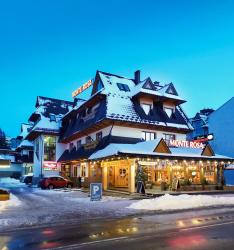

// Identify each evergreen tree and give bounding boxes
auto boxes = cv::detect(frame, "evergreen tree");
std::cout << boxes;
[0,128,9,149]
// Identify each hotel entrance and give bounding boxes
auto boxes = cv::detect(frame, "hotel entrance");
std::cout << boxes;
[102,159,131,190]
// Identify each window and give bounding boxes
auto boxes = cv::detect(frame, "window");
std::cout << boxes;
[77,140,81,149]
[141,103,152,115]
[44,136,56,161]
[49,114,56,122]
[73,166,78,177]
[142,131,156,141]
[86,136,92,143]
[69,143,74,152]
[116,83,130,92]
[87,107,92,114]
[163,134,176,144]
[96,131,102,141]
[164,107,174,118]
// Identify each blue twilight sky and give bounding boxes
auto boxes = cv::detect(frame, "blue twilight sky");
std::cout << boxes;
[1,0,234,137]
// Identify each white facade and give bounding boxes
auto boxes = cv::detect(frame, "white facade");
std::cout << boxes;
[209,97,234,157]
[63,125,187,152]
[33,135,65,178]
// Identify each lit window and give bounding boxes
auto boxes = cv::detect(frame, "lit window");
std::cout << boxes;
[43,136,56,161]
[164,107,174,118]
[141,103,152,115]
[142,131,156,141]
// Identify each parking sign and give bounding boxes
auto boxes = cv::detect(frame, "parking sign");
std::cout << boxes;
[90,183,102,201]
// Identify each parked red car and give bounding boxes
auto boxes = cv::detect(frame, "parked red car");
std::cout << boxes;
[39,176,73,189]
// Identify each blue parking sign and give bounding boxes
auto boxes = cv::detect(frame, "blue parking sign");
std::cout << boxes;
[90,183,102,201]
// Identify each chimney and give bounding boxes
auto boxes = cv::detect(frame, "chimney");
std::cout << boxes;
[134,70,141,84]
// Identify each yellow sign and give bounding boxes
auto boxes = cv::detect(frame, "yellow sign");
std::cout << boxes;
[72,79,93,98]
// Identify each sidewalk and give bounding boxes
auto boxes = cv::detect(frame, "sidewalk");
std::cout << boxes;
[78,187,234,200]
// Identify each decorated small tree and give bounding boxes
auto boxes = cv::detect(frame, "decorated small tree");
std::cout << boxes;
[135,165,148,184]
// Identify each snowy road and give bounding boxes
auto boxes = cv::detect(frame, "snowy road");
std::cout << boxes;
[2,178,234,233]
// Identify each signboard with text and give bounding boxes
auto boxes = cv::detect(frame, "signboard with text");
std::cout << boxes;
[90,183,102,201]
[43,161,58,171]
[72,79,93,98]
[169,140,205,149]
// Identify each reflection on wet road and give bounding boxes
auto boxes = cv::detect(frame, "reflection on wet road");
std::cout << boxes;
[1,211,234,250]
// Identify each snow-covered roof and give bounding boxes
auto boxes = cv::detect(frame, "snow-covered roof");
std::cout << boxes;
[27,96,73,139]
[17,139,33,149]
[18,123,32,139]
[60,70,193,141]
[89,139,231,160]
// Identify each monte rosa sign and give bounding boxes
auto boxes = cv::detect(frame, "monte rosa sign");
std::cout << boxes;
[72,79,93,98]
[169,140,205,149]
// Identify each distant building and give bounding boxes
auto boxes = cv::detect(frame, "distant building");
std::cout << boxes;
[187,108,214,140]
[15,123,34,175]
[0,148,22,178]
[209,97,234,157]
[25,96,73,182]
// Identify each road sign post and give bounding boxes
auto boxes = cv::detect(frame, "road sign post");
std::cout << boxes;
[90,183,102,201]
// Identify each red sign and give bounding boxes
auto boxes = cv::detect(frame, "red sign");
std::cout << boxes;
[169,140,205,149]
[72,79,93,98]
[43,161,58,171]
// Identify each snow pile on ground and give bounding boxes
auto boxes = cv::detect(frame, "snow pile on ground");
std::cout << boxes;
[0,194,21,212]
[128,194,234,211]
[0,177,24,188]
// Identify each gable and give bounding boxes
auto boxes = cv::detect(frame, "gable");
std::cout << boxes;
[201,144,215,156]
[165,83,178,96]
[142,78,155,91]
[91,73,104,95]
[154,139,171,153]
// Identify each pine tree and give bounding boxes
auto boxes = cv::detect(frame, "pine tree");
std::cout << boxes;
[0,128,9,149]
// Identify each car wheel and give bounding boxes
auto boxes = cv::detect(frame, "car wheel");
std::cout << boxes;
[48,184,54,190]
[67,184,72,189]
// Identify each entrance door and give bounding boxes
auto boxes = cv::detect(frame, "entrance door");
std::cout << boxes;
[115,166,129,187]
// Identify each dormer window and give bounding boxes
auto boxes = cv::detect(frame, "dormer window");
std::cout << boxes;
[50,114,56,122]
[141,103,152,115]
[164,107,174,118]
[116,83,130,92]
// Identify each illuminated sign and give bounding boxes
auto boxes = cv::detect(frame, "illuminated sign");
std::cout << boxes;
[72,79,93,98]
[169,140,205,149]
[193,134,214,143]
[43,161,58,171]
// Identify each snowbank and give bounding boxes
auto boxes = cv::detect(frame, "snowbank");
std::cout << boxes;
[0,178,24,188]
[0,194,21,212]
[128,194,234,211]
